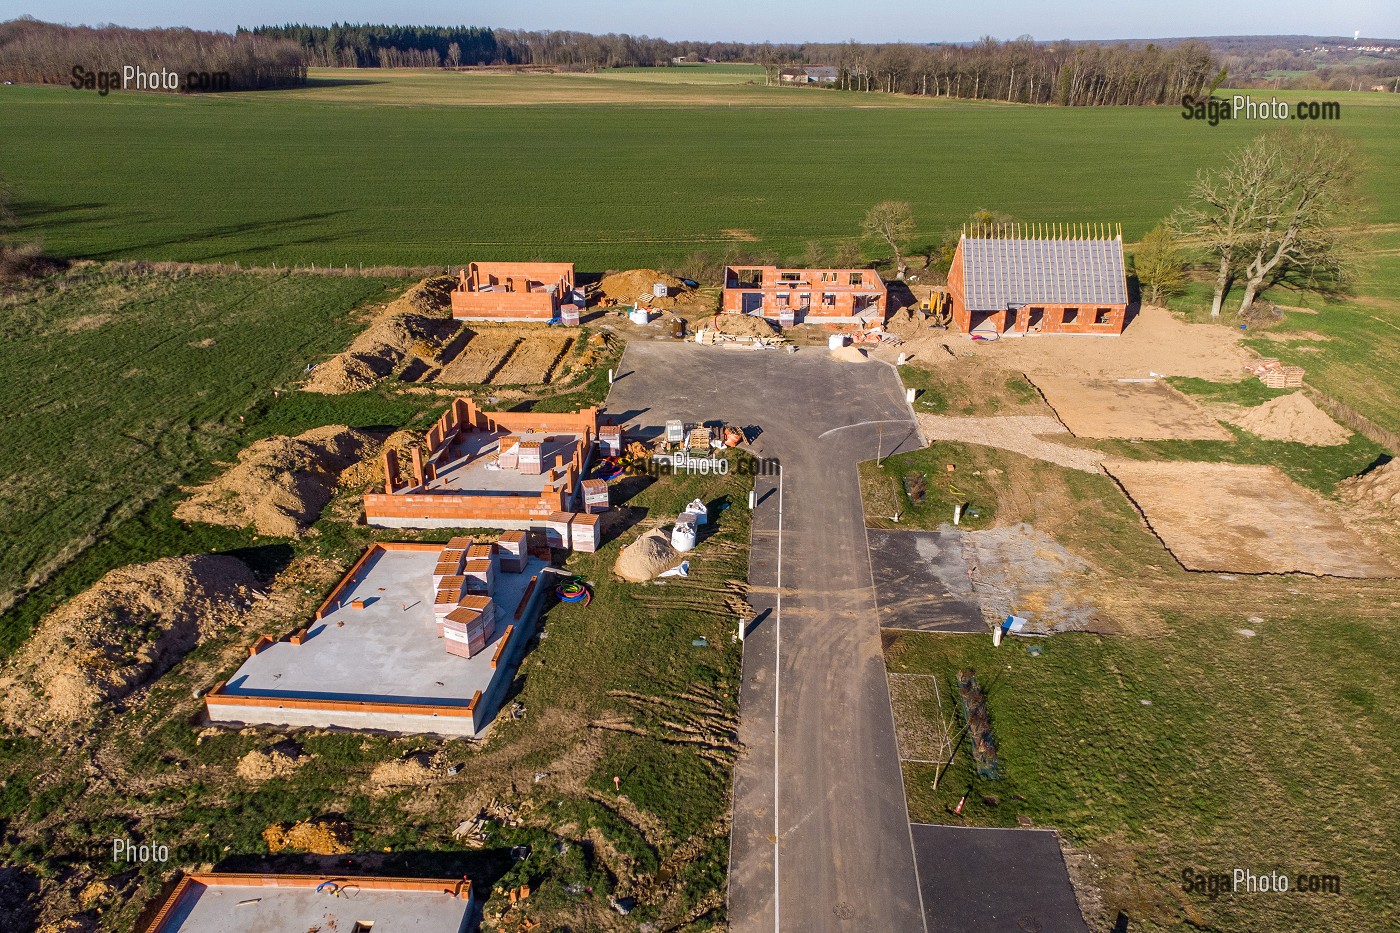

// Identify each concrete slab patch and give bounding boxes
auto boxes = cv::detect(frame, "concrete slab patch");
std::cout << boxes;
[1105,460,1396,578]
[868,529,985,633]
[1032,375,1234,441]
[911,824,1089,933]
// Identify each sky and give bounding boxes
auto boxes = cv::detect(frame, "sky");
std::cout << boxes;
[3,0,1397,43]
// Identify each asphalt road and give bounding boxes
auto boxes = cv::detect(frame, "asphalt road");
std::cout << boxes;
[604,341,927,932]
[867,530,985,633]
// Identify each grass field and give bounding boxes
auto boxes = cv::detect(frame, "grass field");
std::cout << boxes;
[2,70,1397,270]
[0,267,429,655]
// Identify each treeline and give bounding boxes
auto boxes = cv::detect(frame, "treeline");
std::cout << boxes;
[248,23,1221,106]
[246,22,754,70]
[0,18,306,91]
[782,38,1222,105]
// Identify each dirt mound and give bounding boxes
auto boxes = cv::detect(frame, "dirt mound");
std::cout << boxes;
[1339,459,1400,508]
[883,308,927,340]
[236,743,308,782]
[338,428,425,490]
[369,752,441,793]
[707,314,777,337]
[262,818,352,855]
[304,275,457,393]
[614,529,682,582]
[1227,393,1350,446]
[597,268,684,303]
[830,345,868,363]
[0,555,256,732]
[175,426,375,536]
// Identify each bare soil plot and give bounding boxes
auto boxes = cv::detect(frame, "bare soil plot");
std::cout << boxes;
[963,523,1101,632]
[916,414,1103,472]
[434,331,521,384]
[490,333,575,385]
[1104,460,1396,578]
[1032,376,1234,441]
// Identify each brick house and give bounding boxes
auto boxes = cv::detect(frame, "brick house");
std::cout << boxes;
[450,261,584,321]
[947,229,1129,336]
[722,265,886,326]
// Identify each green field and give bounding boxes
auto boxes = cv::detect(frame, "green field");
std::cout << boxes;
[2,70,1397,270]
[0,268,419,654]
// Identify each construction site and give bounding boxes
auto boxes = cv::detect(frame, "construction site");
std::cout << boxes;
[205,539,550,737]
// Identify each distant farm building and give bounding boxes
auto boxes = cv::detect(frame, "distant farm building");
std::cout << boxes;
[780,65,839,84]
[364,398,604,553]
[451,261,584,322]
[722,265,887,326]
[947,225,1129,337]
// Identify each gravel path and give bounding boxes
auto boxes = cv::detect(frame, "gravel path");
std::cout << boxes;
[916,414,1104,473]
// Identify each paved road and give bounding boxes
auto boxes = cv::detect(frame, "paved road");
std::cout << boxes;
[605,341,927,932]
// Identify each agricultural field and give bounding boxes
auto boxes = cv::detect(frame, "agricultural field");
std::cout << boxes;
[1,70,1397,270]
[0,267,417,655]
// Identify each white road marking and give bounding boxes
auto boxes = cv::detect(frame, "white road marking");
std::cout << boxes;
[774,465,784,933]
[816,418,914,440]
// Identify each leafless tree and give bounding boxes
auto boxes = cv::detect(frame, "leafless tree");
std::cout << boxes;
[862,201,917,279]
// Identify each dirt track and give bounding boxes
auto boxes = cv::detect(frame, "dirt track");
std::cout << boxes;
[916,413,1103,472]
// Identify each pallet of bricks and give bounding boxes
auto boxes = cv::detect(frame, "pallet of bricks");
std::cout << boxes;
[433,536,497,658]
[1248,358,1304,388]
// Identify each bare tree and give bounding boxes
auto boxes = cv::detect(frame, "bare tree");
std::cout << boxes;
[862,200,916,279]
[1175,131,1362,318]
[1233,131,1361,315]
[1134,223,1187,306]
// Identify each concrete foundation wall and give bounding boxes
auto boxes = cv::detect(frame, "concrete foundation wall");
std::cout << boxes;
[203,701,478,736]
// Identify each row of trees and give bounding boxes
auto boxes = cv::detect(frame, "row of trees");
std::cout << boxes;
[0,18,307,90]
[249,22,1221,106]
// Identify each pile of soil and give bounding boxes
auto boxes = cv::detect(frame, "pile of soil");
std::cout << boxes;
[1339,459,1400,508]
[262,818,352,855]
[236,743,308,782]
[1228,393,1350,446]
[830,345,868,363]
[596,268,685,306]
[614,529,683,582]
[707,314,777,337]
[369,752,441,793]
[0,555,256,732]
[175,425,375,536]
[339,428,425,490]
[304,275,457,393]
[883,308,927,340]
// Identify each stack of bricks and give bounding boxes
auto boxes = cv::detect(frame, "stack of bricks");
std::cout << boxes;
[497,436,520,469]
[545,512,573,549]
[570,513,601,552]
[580,478,609,514]
[497,531,526,572]
[442,595,496,658]
[598,425,623,458]
[517,440,542,475]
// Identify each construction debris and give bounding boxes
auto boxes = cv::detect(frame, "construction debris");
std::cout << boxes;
[1247,358,1305,388]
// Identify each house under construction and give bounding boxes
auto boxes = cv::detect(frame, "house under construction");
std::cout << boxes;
[722,265,887,326]
[364,398,604,553]
[450,261,585,322]
[947,224,1129,336]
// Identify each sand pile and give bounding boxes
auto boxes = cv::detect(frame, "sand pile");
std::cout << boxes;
[882,308,927,340]
[236,743,308,782]
[597,268,685,305]
[0,555,256,732]
[369,752,441,793]
[1339,459,1400,508]
[1228,393,1350,445]
[304,275,457,393]
[262,818,352,855]
[614,529,682,582]
[175,426,375,536]
[708,314,777,337]
[338,428,425,490]
[830,345,868,363]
